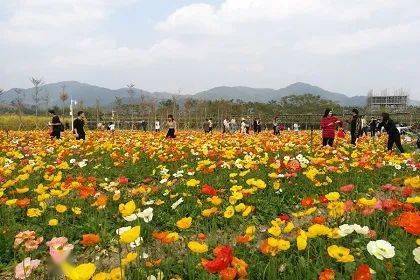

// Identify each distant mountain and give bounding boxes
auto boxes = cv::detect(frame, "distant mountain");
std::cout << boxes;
[1,81,180,107]
[195,86,277,102]
[1,81,417,107]
[195,82,367,106]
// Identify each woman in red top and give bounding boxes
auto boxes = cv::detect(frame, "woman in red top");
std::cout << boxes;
[320,109,342,146]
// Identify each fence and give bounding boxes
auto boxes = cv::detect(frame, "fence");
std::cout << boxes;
[1,113,419,131]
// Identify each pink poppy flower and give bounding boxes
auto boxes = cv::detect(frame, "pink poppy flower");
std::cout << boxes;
[15,257,41,280]
[46,237,74,264]
[381,184,397,192]
[344,200,354,212]
[339,184,355,193]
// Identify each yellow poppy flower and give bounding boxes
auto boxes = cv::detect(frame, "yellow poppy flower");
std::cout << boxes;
[176,217,192,229]
[120,226,141,244]
[187,241,208,253]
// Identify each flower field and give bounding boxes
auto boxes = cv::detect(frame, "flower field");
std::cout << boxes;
[0,130,419,280]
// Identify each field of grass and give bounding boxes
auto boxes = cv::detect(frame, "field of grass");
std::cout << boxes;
[0,130,419,279]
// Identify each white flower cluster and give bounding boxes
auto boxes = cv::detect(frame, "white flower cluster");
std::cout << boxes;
[338,224,369,237]
[296,154,309,168]
[123,207,154,223]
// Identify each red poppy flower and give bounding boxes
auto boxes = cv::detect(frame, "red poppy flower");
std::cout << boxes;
[118,177,129,184]
[393,212,420,235]
[319,195,329,204]
[352,264,371,280]
[319,268,335,280]
[312,216,326,224]
[301,197,314,207]
[278,213,290,222]
[201,184,217,196]
[339,184,355,193]
[401,187,413,197]
[381,199,401,213]
[202,245,233,273]
[220,267,237,280]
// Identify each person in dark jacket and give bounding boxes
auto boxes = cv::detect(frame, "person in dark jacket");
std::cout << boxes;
[48,110,63,139]
[378,113,404,153]
[73,111,86,140]
[369,117,377,137]
[347,109,361,145]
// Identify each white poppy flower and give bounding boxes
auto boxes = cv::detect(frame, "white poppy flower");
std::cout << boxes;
[116,226,131,235]
[69,159,76,164]
[138,207,154,223]
[353,224,369,235]
[413,247,420,264]
[338,224,354,237]
[123,213,139,222]
[367,240,395,260]
[130,237,142,248]
[171,198,184,209]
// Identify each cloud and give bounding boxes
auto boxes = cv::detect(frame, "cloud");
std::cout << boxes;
[0,0,138,45]
[296,21,420,55]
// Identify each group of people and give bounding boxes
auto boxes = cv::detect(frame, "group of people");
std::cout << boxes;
[320,108,405,152]
[221,118,263,134]
[47,109,409,153]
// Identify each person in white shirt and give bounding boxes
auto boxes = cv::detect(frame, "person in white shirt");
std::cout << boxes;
[155,120,160,132]
[230,118,237,133]
[293,123,299,131]
[223,118,230,133]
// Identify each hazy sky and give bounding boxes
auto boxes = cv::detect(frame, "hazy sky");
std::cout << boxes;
[1,0,419,98]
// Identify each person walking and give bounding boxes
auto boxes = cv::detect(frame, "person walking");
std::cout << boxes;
[378,113,404,153]
[73,111,86,140]
[48,110,63,139]
[320,109,342,146]
[155,120,160,132]
[369,117,377,137]
[166,115,176,139]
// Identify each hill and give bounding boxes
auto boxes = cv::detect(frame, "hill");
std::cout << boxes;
[1,81,417,107]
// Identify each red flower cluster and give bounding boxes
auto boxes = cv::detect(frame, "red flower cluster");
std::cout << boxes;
[392,211,420,235]
[201,184,218,196]
[201,245,248,279]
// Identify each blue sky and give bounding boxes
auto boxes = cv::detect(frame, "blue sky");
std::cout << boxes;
[0,0,419,98]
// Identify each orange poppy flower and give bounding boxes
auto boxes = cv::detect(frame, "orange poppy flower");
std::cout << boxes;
[16,198,31,208]
[319,268,335,280]
[80,234,100,246]
[219,267,237,280]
